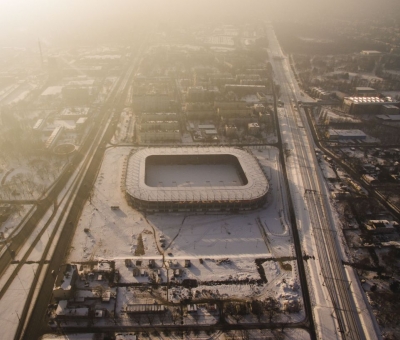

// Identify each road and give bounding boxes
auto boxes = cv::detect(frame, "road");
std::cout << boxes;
[267,26,375,340]
[17,44,146,340]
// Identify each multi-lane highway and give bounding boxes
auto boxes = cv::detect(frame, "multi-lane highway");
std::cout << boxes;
[19,53,143,340]
[267,25,378,340]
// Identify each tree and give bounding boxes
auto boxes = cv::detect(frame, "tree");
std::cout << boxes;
[158,311,166,325]
[193,311,201,324]
[171,308,180,325]
[264,297,280,322]
[251,300,264,322]
[225,302,245,324]
[145,313,155,325]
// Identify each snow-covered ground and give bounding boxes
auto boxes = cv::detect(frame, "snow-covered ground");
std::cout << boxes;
[268,24,381,339]
[0,263,39,340]
[67,145,301,311]
[0,204,35,239]
[0,155,68,201]
[146,163,244,187]
[0,81,37,105]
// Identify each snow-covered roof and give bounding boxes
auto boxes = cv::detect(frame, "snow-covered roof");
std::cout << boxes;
[126,147,269,203]
[59,265,76,291]
[55,300,89,317]
[60,107,90,116]
[328,129,366,138]
[198,124,215,129]
[41,86,63,96]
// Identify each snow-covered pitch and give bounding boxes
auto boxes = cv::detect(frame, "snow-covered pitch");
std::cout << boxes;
[125,147,269,212]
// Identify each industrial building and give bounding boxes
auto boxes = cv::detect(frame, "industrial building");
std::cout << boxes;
[343,96,400,115]
[355,87,377,97]
[311,87,332,100]
[327,129,367,141]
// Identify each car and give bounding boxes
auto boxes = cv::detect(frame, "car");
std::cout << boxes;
[168,253,173,256]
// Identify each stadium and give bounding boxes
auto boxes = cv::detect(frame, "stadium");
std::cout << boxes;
[125,147,269,212]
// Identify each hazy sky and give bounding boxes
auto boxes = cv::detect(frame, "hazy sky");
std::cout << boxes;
[0,0,399,47]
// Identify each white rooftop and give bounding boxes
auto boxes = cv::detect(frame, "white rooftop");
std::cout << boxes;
[328,129,366,137]
[41,86,63,96]
[60,107,90,116]
[55,300,89,317]
[60,264,76,291]
[126,147,269,203]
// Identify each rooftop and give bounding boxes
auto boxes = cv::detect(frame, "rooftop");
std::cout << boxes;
[355,87,376,91]
[346,97,386,104]
[328,129,366,137]
[55,300,89,317]
[126,147,269,203]
[376,114,400,121]
[60,107,90,116]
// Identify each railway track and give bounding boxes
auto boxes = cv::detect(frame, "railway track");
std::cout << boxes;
[20,42,147,340]
[274,56,364,339]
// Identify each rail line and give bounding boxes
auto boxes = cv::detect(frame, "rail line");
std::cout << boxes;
[21,41,147,340]
[274,59,364,339]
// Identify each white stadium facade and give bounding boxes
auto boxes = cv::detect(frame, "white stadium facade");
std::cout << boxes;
[125,147,269,212]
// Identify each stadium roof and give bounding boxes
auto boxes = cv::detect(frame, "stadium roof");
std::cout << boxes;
[126,147,269,203]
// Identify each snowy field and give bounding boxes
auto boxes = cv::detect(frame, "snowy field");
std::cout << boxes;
[0,204,34,239]
[68,146,292,261]
[68,146,298,303]
[145,163,244,187]
[0,154,68,201]
[0,263,39,340]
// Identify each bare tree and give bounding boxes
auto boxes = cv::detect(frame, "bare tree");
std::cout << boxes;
[225,302,247,324]
[130,313,141,325]
[264,297,280,323]
[193,311,201,324]
[251,300,264,322]
[158,311,166,325]
[146,313,155,325]
[171,308,180,325]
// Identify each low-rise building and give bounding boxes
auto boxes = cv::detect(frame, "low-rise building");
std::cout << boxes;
[225,124,238,137]
[380,105,400,116]
[140,120,180,131]
[311,87,332,100]
[365,220,398,234]
[54,300,89,320]
[327,129,367,141]
[138,130,180,143]
[45,126,64,149]
[185,102,215,120]
[53,264,78,300]
[132,78,176,112]
[59,107,90,120]
[248,122,260,135]
[343,97,400,115]
[253,103,266,113]
[355,87,377,97]
[376,114,400,123]
[215,100,251,118]
[125,304,166,314]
